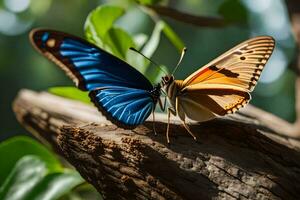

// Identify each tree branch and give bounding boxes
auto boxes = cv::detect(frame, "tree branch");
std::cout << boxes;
[12,89,300,199]
[146,5,226,27]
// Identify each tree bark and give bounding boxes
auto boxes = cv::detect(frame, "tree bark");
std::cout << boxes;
[13,89,300,200]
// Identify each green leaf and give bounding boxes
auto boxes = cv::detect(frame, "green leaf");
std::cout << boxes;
[134,21,170,83]
[0,156,84,200]
[48,87,91,104]
[218,0,248,23]
[126,23,163,75]
[0,136,61,186]
[23,171,83,200]
[84,5,136,61]
[161,21,185,52]
[133,33,148,49]
[136,0,163,5]
[126,50,147,74]
[145,64,168,84]
[142,21,164,58]
[84,5,125,48]
[104,27,136,60]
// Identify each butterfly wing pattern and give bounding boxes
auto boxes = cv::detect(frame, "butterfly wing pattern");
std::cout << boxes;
[30,29,158,128]
[177,36,275,120]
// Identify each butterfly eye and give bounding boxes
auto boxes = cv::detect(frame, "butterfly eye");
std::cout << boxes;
[162,76,169,84]
[240,56,246,60]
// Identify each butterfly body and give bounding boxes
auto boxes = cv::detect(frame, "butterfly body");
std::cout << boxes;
[162,75,217,123]
[30,29,275,143]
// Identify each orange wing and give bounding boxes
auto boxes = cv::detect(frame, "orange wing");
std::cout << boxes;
[178,88,250,118]
[182,36,275,92]
[178,36,274,117]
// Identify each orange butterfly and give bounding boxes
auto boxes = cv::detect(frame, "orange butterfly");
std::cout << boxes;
[160,36,275,143]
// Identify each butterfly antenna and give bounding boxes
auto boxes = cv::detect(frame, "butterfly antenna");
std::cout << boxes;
[129,47,168,75]
[172,47,187,75]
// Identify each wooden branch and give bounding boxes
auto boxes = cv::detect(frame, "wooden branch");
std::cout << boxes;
[146,5,226,27]
[13,89,300,200]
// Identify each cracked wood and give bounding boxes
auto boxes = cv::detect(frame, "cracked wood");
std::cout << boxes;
[13,89,300,200]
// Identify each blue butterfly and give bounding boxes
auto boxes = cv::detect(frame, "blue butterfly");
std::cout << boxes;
[30,29,162,129]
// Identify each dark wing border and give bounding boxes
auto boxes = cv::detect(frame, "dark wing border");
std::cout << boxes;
[29,28,153,91]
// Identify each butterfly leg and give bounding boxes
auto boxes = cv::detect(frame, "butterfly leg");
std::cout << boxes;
[158,96,167,112]
[182,120,197,141]
[152,111,157,136]
[152,97,167,136]
[166,107,176,144]
[175,97,197,141]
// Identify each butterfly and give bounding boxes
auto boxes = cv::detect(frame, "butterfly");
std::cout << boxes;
[30,29,275,143]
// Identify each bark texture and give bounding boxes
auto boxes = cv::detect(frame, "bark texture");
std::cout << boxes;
[13,89,300,200]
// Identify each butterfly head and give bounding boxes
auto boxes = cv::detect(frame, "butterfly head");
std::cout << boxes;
[161,75,174,87]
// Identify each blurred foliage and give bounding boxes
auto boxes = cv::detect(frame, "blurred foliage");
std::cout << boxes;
[0,136,61,185]
[0,156,83,200]
[159,21,185,52]
[0,136,97,200]
[135,0,163,5]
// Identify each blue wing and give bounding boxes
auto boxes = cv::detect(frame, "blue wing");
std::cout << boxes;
[30,29,153,91]
[90,87,154,128]
[30,29,158,128]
